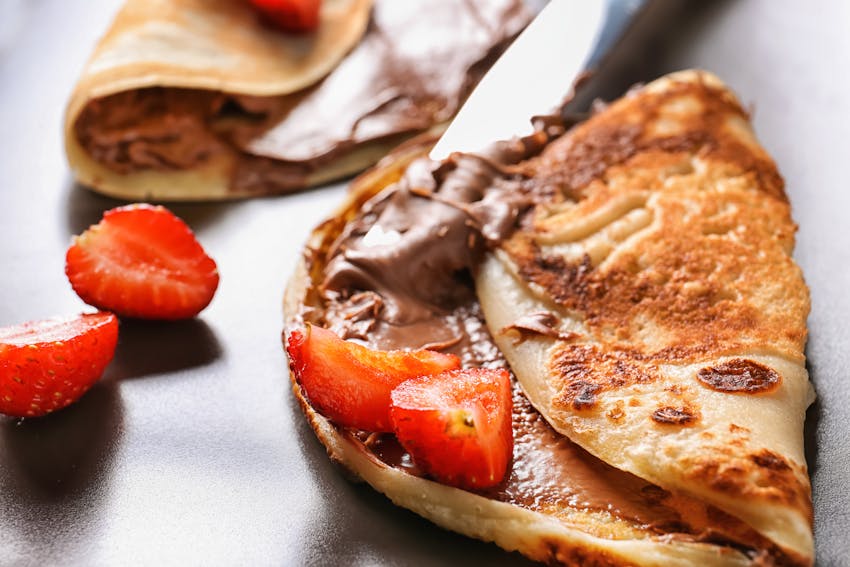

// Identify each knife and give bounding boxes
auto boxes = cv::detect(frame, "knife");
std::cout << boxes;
[429,0,648,161]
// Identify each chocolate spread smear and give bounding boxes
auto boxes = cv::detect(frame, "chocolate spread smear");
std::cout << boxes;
[322,143,540,328]
[73,0,530,195]
[502,311,580,343]
[247,0,530,162]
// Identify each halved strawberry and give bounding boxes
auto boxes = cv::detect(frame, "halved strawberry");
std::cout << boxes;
[390,368,513,490]
[0,312,119,418]
[66,204,219,320]
[249,0,321,33]
[286,325,460,431]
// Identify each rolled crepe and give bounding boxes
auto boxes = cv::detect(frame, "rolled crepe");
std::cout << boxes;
[284,71,814,566]
[65,0,530,200]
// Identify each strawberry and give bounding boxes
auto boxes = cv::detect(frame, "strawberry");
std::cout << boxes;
[0,312,119,418]
[390,368,514,490]
[249,0,321,33]
[66,204,219,320]
[286,325,460,432]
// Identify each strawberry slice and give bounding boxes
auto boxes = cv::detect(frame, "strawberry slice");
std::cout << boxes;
[0,312,119,418]
[390,368,514,490]
[66,204,219,320]
[286,325,460,432]
[249,0,321,33]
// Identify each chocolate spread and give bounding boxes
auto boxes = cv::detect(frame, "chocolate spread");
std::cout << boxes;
[300,129,770,554]
[73,0,530,195]
[321,138,543,340]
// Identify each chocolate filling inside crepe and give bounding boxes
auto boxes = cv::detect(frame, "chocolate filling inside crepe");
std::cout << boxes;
[66,0,530,199]
[285,71,814,565]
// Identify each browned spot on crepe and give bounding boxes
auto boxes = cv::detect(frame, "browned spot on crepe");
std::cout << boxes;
[550,344,653,413]
[751,449,792,471]
[697,359,781,394]
[651,406,699,426]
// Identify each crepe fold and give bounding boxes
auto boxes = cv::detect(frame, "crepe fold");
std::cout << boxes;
[64,0,530,200]
[284,71,814,566]
[476,71,814,564]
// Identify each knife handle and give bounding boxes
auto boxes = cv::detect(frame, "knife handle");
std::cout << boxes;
[584,0,650,71]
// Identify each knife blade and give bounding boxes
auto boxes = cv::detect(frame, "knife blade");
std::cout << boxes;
[429,0,648,161]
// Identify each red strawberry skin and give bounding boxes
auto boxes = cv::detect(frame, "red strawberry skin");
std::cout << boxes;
[66,204,219,320]
[286,325,461,432]
[0,312,119,418]
[390,368,514,490]
[249,0,321,33]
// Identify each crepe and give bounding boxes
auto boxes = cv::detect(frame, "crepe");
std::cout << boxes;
[476,71,814,563]
[64,0,530,200]
[283,71,813,566]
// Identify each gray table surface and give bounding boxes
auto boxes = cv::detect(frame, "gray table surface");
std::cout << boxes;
[0,1,847,565]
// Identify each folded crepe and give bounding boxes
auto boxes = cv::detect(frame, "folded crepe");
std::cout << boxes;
[64,0,530,200]
[283,70,814,566]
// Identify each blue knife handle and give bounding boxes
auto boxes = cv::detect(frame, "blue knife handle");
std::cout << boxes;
[584,0,649,71]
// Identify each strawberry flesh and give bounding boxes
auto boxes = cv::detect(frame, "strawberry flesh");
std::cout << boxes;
[249,0,321,33]
[390,368,514,490]
[66,204,219,320]
[286,325,460,432]
[0,312,119,418]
